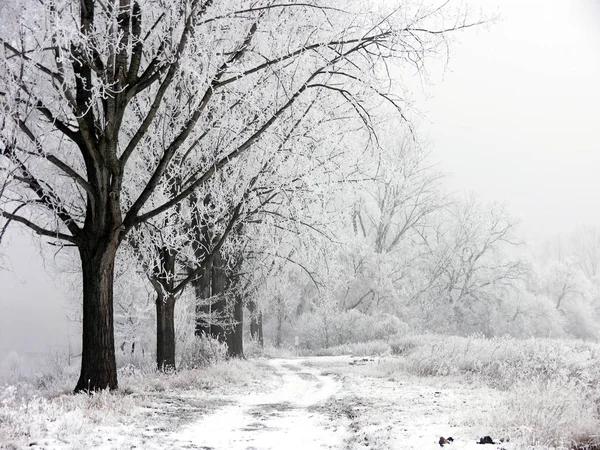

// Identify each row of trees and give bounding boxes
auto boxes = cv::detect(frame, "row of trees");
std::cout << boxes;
[0,0,480,391]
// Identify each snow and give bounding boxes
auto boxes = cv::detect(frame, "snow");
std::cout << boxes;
[173,358,348,449]
[1,356,560,449]
[303,356,522,450]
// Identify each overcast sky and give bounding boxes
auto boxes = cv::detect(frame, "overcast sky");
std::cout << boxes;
[420,0,600,239]
[1,0,599,356]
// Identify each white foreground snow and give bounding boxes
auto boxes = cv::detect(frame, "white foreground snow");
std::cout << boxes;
[2,356,558,449]
[173,358,348,449]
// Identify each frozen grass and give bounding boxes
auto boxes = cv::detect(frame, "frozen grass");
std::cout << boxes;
[383,334,600,448]
[3,335,600,448]
[0,352,276,449]
[119,358,274,394]
[0,383,139,447]
[389,335,600,387]
[500,378,598,448]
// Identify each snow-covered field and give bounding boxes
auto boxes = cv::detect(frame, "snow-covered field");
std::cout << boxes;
[0,360,563,449]
[309,356,515,450]
[2,340,599,450]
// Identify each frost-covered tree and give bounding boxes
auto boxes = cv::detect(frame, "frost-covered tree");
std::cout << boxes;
[338,138,445,312]
[0,0,482,390]
[409,199,528,335]
[531,228,600,339]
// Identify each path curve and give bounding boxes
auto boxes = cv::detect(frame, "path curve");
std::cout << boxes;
[173,358,347,450]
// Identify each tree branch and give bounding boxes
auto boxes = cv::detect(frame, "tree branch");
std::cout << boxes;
[0,209,78,243]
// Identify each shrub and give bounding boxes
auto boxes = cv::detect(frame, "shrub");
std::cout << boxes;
[295,308,407,350]
[178,334,228,370]
[0,352,25,382]
[495,377,598,448]
[386,334,600,447]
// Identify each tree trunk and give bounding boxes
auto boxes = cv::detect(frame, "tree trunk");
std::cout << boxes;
[150,246,177,371]
[194,263,212,336]
[257,312,263,347]
[248,301,258,337]
[226,295,244,358]
[75,243,118,392]
[210,251,228,340]
[156,292,176,370]
[276,306,283,348]
[274,296,286,347]
[248,301,263,347]
[192,254,227,340]
[249,305,258,338]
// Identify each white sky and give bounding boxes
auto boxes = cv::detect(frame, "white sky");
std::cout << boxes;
[1,0,599,356]
[419,0,600,239]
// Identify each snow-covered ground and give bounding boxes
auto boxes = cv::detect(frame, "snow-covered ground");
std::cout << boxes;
[173,358,348,449]
[306,356,517,450]
[0,355,577,449]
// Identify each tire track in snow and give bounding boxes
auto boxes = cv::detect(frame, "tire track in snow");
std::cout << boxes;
[171,358,348,450]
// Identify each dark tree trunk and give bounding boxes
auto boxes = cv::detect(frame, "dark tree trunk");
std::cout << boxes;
[156,292,176,370]
[248,301,263,347]
[257,312,263,346]
[75,242,118,392]
[191,193,215,337]
[275,296,285,348]
[276,317,283,348]
[192,256,227,340]
[150,246,177,371]
[250,318,259,339]
[248,301,258,338]
[193,251,240,349]
[226,295,244,358]
[194,252,228,340]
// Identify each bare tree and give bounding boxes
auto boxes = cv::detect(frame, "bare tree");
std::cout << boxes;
[0,0,481,391]
[412,199,528,335]
[339,140,446,312]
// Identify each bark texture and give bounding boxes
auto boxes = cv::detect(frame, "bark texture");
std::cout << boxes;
[156,292,176,370]
[248,301,263,347]
[151,247,177,370]
[226,295,244,358]
[75,239,119,392]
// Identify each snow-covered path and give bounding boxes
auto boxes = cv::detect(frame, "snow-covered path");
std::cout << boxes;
[5,356,533,449]
[171,358,348,449]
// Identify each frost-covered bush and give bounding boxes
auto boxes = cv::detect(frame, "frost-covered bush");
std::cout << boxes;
[0,384,138,446]
[0,350,79,396]
[390,335,600,389]
[178,334,228,370]
[386,334,600,447]
[0,351,25,383]
[295,308,407,350]
[495,378,598,448]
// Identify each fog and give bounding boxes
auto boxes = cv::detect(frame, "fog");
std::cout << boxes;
[0,231,72,360]
[1,0,599,357]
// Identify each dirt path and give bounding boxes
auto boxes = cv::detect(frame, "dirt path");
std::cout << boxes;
[172,358,348,450]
